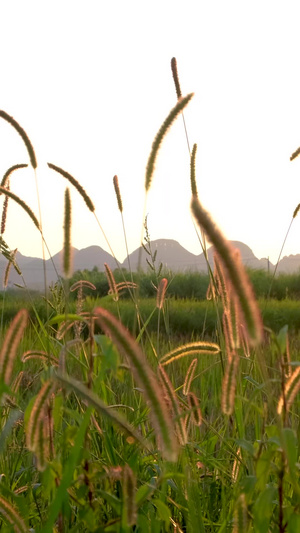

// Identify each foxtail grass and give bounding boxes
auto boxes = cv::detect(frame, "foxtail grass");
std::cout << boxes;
[277,365,300,416]
[290,146,300,161]
[0,110,37,168]
[190,143,198,197]
[145,92,194,192]
[0,494,28,533]
[0,186,40,230]
[94,307,178,461]
[22,350,58,366]
[113,174,123,213]
[221,352,239,415]
[63,188,72,278]
[187,391,202,427]
[0,163,28,188]
[158,364,187,445]
[156,277,168,310]
[0,308,28,386]
[122,465,137,527]
[54,372,148,449]
[1,178,9,235]
[183,358,198,396]
[26,379,54,455]
[160,341,220,366]
[104,262,118,300]
[191,195,263,345]
[47,162,95,212]
[171,57,182,99]
[233,493,249,533]
[170,57,191,154]
[3,248,18,289]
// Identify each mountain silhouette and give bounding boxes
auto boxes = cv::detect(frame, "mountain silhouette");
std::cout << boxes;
[123,239,272,273]
[0,238,298,290]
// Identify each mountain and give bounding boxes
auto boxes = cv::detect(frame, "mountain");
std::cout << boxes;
[122,239,200,271]
[275,253,300,274]
[0,245,116,290]
[123,239,273,273]
[0,239,299,291]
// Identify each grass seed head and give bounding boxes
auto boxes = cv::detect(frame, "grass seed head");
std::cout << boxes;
[190,143,198,197]
[48,162,95,212]
[191,195,263,345]
[0,110,37,169]
[290,146,300,161]
[94,307,179,461]
[156,277,168,309]
[221,352,239,416]
[113,175,123,213]
[171,57,182,99]
[145,92,194,192]
[63,188,72,278]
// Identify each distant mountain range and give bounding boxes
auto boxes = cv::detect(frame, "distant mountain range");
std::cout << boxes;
[0,238,299,290]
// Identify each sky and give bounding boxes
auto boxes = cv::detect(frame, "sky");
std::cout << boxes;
[1,1,300,266]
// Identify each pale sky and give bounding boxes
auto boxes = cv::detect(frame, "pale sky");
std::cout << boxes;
[1,1,300,265]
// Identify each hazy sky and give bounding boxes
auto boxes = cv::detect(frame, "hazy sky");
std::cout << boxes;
[1,1,300,265]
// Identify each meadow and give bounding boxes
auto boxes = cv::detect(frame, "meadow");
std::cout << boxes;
[0,59,300,532]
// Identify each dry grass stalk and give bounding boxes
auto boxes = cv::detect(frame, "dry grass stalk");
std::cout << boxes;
[187,392,202,426]
[160,341,220,366]
[277,365,300,415]
[63,187,72,278]
[156,277,168,309]
[94,307,178,461]
[48,162,95,212]
[171,57,182,99]
[0,309,28,385]
[0,110,37,168]
[221,352,239,415]
[145,92,194,192]
[113,175,123,213]
[191,195,263,345]
[0,494,28,533]
[158,365,187,445]
[183,358,198,396]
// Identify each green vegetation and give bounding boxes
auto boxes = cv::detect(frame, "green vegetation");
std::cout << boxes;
[0,58,299,532]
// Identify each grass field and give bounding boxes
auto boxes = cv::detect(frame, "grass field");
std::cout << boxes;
[0,59,300,532]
